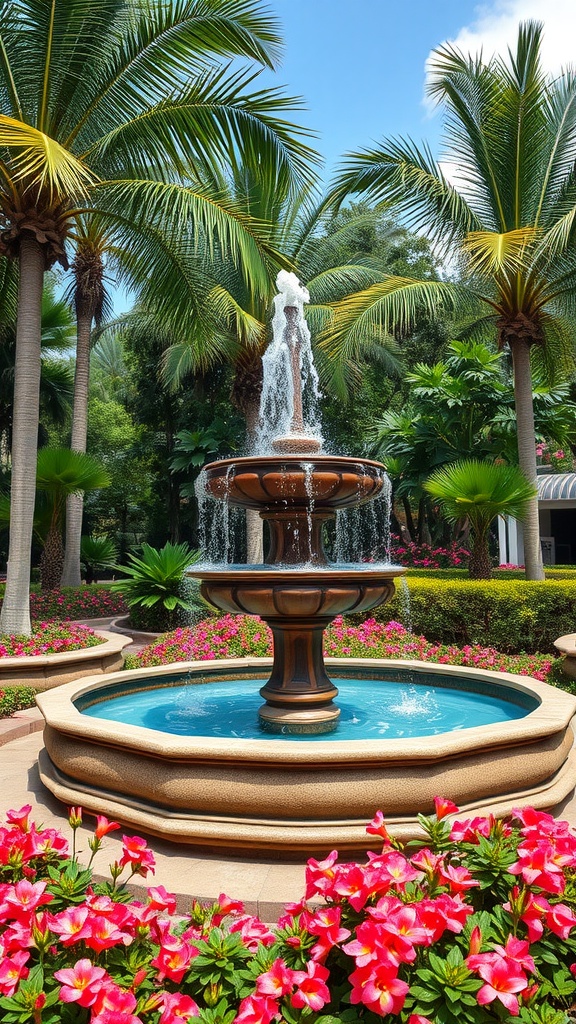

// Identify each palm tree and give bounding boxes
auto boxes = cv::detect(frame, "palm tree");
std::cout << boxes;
[325,21,576,580]
[0,0,319,634]
[35,448,110,590]
[425,460,536,579]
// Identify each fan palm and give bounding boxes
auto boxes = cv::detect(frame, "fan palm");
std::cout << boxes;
[425,460,536,579]
[326,21,576,580]
[35,448,110,590]
[0,0,319,633]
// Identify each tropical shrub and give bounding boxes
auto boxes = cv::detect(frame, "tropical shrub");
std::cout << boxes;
[110,543,203,632]
[0,686,36,717]
[0,623,102,657]
[124,615,556,681]
[367,578,576,654]
[1,802,576,1022]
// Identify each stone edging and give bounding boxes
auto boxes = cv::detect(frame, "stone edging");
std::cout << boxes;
[0,707,44,746]
[109,616,161,644]
[0,631,132,690]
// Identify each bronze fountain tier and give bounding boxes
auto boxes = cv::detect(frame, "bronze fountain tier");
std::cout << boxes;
[188,301,404,734]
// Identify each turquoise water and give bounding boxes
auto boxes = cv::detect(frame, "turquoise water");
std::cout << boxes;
[79,675,537,741]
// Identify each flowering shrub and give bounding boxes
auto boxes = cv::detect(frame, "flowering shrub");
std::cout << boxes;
[1,800,576,1022]
[15,588,127,623]
[536,441,573,472]
[126,615,556,681]
[0,623,103,658]
[391,537,470,569]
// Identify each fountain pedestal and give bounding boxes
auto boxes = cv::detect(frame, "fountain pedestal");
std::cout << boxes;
[192,455,402,733]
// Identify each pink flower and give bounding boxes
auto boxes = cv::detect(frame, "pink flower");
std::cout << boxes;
[0,950,30,996]
[54,958,108,1007]
[433,796,459,820]
[120,835,156,876]
[255,958,295,997]
[291,961,330,1011]
[159,991,200,1023]
[475,956,529,1015]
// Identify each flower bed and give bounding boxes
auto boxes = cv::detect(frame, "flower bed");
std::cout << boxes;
[0,622,103,658]
[1,800,576,1022]
[0,587,128,623]
[125,614,556,681]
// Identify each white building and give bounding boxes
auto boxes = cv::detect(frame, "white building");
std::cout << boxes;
[498,472,576,566]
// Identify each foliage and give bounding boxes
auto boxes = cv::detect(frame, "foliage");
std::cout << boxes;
[369,578,576,655]
[1,803,576,1022]
[124,614,556,680]
[0,622,102,657]
[373,341,576,544]
[110,542,203,632]
[80,537,118,585]
[0,587,127,622]
[424,460,536,578]
[0,686,36,718]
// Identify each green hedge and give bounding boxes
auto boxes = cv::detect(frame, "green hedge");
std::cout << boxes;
[403,567,576,580]
[0,686,36,719]
[360,578,576,654]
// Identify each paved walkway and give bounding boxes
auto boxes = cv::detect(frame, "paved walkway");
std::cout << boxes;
[1,723,306,919]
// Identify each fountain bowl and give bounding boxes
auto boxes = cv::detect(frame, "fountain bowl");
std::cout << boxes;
[37,658,576,855]
[202,454,386,511]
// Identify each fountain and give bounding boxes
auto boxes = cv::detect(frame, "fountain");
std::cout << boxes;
[36,273,576,853]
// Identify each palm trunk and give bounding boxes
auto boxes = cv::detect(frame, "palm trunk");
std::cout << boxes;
[510,339,544,580]
[0,237,45,635]
[61,306,92,587]
[468,531,492,579]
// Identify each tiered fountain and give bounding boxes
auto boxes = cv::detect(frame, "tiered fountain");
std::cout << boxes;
[37,273,576,854]
[194,272,401,734]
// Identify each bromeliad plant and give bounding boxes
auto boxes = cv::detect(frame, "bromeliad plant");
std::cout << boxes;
[1,800,576,1022]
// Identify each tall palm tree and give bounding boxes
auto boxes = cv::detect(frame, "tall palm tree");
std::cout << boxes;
[0,0,318,634]
[325,21,576,580]
[425,460,536,579]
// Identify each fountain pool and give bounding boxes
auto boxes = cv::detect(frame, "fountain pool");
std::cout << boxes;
[37,657,576,853]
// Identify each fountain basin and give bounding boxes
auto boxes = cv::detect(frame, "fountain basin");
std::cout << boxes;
[203,455,385,510]
[37,658,576,854]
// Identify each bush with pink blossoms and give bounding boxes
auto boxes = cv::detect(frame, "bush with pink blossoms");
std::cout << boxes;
[1,801,576,1022]
[0,587,127,624]
[126,615,557,682]
[0,622,104,658]
[391,536,470,569]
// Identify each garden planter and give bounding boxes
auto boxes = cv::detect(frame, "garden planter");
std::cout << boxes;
[554,632,576,679]
[0,630,131,690]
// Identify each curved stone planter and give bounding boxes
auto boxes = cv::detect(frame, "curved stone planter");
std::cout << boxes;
[37,657,576,854]
[0,631,132,691]
[554,634,576,679]
[108,616,161,645]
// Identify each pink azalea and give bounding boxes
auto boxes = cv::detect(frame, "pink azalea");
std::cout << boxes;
[291,960,331,1010]
[475,956,529,1015]
[0,949,30,996]
[159,991,200,1023]
[255,958,295,997]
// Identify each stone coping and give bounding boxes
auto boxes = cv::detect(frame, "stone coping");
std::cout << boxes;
[36,656,576,763]
[0,631,132,689]
[108,616,160,644]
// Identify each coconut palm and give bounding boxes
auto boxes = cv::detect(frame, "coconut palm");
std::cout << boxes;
[35,448,110,590]
[325,21,576,580]
[0,0,319,634]
[424,460,536,579]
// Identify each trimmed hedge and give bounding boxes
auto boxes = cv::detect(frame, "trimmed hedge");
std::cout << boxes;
[360,577,576,653]
[0,686,36,718]
[404,567,576,580]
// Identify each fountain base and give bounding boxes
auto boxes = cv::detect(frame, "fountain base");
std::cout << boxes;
[258,702,340,735]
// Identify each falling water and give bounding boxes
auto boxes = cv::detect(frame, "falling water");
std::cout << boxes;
[255,270,323,454]
[398,577,413,632]
[334,471,392,564]
[196,466,245,565]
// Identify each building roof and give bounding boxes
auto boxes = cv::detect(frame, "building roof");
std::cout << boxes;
[537,473,576,502]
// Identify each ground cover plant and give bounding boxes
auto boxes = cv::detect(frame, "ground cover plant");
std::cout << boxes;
[1,800,576,1022]
[0,686,36,718]
[0,623,103,657]
[125,615,556,682]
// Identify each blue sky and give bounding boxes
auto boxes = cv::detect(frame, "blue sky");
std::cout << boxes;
[262,0,478,177]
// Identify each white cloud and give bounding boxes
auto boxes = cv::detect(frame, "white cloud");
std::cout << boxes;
[427,0,576,92]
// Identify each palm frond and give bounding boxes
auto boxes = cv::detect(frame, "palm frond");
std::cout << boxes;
[0,114,96,197]
[462,227,540,275]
